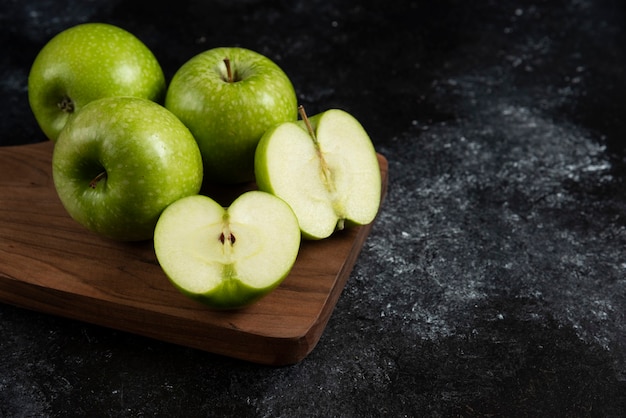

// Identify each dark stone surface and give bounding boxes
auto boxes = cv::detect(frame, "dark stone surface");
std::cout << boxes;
[1,0,626,416]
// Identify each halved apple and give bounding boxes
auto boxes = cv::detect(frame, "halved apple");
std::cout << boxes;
[254,108,381,240]
[153,191,301,309]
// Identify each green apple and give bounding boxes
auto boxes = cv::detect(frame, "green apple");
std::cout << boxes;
[52,96,203,241]
[255,107,381,240]
[154,191,301,309]
[28,22,166,141]
[164,47,298,184]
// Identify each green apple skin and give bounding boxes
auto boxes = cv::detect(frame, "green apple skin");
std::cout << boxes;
[52,97,203,241]
[154,191,301,309]
[28,23,166,141]
[255,108,381,240]
[164,47,298,184]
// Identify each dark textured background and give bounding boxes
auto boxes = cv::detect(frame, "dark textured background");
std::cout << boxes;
[1,0,626,416]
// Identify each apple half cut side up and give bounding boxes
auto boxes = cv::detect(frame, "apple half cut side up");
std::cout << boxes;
[255,108,382,240]
[154,191,301,309]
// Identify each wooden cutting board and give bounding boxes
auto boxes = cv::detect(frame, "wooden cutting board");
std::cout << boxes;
[0,141,388,365]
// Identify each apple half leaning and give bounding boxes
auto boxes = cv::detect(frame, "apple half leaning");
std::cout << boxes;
[154,191,301,309]
[254,108,382,240]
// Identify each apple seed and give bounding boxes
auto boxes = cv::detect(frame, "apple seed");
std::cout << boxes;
[298,105,317,144]
[57,95,75,113]
[219,231,236,245]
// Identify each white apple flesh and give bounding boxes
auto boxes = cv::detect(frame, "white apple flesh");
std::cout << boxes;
[154,191,301,309]
[255,108,381,240]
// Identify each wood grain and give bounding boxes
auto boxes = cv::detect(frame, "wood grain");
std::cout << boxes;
[0,141,388,365]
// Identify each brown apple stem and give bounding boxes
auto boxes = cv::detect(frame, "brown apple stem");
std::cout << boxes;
[298,105,318,144]
[89,171,107,189]
[224,57,233,83]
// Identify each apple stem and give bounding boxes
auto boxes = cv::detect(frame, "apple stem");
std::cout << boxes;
[89,171,107,189]
[298,105,318,144]
[224,57,234,83]
[299,105,336,195]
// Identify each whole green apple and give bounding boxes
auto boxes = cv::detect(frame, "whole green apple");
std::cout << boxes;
[255,107,381,240]
[165,47,298,184]
[52,96,203,241]
[28,22,166,141]
[154,191,301,309]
